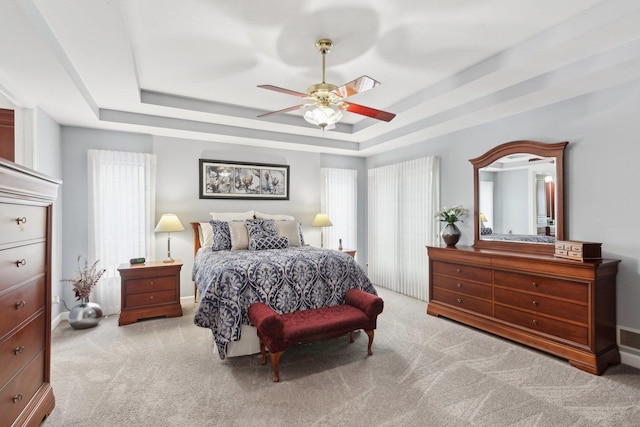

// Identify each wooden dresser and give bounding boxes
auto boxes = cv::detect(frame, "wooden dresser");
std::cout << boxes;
[0,159,60,426]
[427,245,620,375]
[117,261,183,326]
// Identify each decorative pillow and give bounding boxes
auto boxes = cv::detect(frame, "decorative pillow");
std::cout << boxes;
[245,218,277,240]
[210,220,231,251]
[199,222,214,248]
[275,220,301,247]
[249,236,289,251]
[254,211,295,221]
[298,222,306,246]
[210,211,254,221]
[481,227,493,235]
[228,221,250,250]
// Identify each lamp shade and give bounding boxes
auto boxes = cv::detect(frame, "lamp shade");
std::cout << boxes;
[480,213,488,223]
[303,105,343,129]
[154,214,184,233]
[312,213,333,227]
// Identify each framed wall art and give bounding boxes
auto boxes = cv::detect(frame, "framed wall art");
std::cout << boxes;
[199,159,290,200]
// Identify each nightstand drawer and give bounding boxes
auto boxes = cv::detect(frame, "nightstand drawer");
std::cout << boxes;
[494,288,587,324]
[432,261,492,283]
[126,276,176,293]
[0,242,46,293]
[0,278,45,338]
[125,289,176,309]
[0,204,47,246]
[0,312,45,388]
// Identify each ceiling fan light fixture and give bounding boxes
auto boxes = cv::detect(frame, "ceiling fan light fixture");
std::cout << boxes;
[303,104,343,129]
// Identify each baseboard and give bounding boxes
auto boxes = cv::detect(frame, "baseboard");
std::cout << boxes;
[181,295,197,306]
[51,311,69,331]
[620,349,640,370]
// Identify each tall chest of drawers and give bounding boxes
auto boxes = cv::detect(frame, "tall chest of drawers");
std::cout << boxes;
[427,245,620,375]
[0,159,60,426]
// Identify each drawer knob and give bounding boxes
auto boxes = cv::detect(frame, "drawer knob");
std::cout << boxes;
[16,259,26,267]
[16,217,27,225]
[149,295,154,300]
[15,300,26,309]
[532,301,538,306]
[150,281,154,285]
[532,282,538,287]
[456,283,462,288]
[14,346,25,355]
[456,268,461,273]
[532,319,538,325]
[12,393,23,403]
[457,298,462,304]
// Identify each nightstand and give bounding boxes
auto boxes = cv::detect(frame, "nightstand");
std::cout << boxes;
[340,249,356,258]
[117,261,183,326]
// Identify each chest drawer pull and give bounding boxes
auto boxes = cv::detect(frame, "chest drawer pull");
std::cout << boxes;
[150,281,154,285]
[532,301,538,306]
[456,283,462,288]
[456,268,461,273]
[15,300,26,309]
[532,319,538,325]
[149,295,154,300]
[16,259,27,267]
[14,345,25,354]
[16,216,27,225]
[457,298,462,304]
[13,394,23,403]
[532,282,538,287]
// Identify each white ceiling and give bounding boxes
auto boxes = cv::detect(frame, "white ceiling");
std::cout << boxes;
[1,0,639,156]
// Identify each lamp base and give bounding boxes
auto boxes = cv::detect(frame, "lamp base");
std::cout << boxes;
[163,257,175,263]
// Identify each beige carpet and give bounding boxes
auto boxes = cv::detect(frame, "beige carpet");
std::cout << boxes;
[44,287,640,426]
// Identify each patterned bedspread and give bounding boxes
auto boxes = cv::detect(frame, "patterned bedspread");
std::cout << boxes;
[193,246,377,359]
[481,233,555,243]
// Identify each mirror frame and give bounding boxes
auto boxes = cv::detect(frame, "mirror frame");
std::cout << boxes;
[470,140,568,255]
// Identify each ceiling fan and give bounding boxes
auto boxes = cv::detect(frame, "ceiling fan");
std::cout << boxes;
[257,39,396,130]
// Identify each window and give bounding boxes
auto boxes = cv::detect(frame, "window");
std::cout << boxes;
[320,168,357,251]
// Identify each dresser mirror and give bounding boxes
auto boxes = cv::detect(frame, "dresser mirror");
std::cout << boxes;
[470,140,568,254]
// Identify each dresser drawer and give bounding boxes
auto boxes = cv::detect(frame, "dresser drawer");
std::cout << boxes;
[494,270,587,303]
[0,204,47,246]
[0,349,45,423]
[125,289,176,309]
[432,261,492,283]
[432,274,492,299]
[494,288,587,324]
[432,288,492,316]
[495,305,588,345]
[126,275,176,293]
[0,242,46,293]
[0,278,45,338]
[0,312,45,388]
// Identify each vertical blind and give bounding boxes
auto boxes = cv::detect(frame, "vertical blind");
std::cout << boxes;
[88,150,157,315]
[368,156,440,301]
[320,168,358,251]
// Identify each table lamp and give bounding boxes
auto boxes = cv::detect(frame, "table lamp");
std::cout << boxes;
[311,213,332,248]
[154,213,184,262]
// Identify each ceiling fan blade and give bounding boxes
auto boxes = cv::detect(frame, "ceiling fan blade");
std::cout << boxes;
[341,102,396,122]
[333,75,381,99]
[257,105,305,118]
[258,85,307,97]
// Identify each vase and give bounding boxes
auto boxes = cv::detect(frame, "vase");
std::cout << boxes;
[441,223,461,247]
[68,297,103,330]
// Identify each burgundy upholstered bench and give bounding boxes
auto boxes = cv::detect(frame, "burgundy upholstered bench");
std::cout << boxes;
[248,288,384,382]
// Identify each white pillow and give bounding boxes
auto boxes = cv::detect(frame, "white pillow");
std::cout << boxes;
[275,220,301,247]
[228,221,249,250]
[210,211,254,221]
[254,211,294,220]
[199,222,214,248]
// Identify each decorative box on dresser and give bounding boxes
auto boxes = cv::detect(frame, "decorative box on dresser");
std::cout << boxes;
[0,159,60,426]
[427,246,620,375]
[117,261,183,326]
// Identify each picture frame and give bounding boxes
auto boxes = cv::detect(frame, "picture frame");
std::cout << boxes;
[199,159,290,200]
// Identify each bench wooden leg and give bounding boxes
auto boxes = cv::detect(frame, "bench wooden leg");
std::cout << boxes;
[349,331,355,343]
[269,351,284,382]
[365,330,374,355]
[259,340,267,365]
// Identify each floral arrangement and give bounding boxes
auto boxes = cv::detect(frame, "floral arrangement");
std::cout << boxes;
[61,255,106,300]
[435,205,469,224]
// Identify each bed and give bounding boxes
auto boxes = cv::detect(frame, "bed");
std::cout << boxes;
[191,211,377,359]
